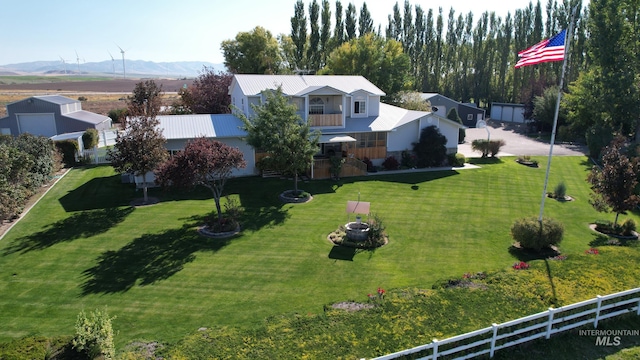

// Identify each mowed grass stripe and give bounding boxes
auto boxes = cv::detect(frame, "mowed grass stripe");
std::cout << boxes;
[1,156,634,347]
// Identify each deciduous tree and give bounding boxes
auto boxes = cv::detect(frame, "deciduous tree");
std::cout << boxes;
[155,137,246,224]
[108,81,168,204]
[221,26,283,74]
[321,33,411,100]
[587,135,640,226]
[237,86,319,195]
[180,67,232,114]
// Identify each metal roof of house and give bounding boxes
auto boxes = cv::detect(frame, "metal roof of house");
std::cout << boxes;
[64,110,110,125]
[232,75,385,97]
[322,103,464,134]
[156,114,245,140]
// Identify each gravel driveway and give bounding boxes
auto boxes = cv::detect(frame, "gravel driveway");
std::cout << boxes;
[457,120,588,158]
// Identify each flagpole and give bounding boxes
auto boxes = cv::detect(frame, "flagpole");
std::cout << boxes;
[537,5,578,222]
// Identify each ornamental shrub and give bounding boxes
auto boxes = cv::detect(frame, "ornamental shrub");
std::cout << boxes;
[554,182,567,199]
[72,308,116,360]
[510,217,564,251]
[448,153,465,167]
[412,125,447,167]
[362,157,374,172]
[82,128,99,149]
[382,156,399,170]
[54,140,79,167]
[622,218,637,236]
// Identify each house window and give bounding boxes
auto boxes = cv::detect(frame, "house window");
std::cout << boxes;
[309,97,324,115]
[467,114,473,121]
[0,128,10,135]
[354,100,366,114]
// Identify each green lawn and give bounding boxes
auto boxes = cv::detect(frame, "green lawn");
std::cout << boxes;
[0,156,638,355]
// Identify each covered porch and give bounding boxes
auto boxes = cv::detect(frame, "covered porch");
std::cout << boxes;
[311,134,367,179]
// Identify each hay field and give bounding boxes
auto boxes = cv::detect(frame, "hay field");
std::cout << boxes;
[0,77,192,117]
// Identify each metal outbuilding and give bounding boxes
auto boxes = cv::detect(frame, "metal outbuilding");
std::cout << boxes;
[0,95,112,137]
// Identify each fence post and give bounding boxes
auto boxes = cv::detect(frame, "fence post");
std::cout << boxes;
[545,307,555,339]
[432,339,439,360]
[489,323,499,358]
[594,295,603,328]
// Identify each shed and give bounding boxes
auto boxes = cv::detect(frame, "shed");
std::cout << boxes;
[489,103,527,123]
[0,95,112,137]
[420,93,486,127]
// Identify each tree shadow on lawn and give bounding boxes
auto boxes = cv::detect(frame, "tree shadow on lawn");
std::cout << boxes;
[2,207,134,255]
[80,215,232,295]
[59,174,137,211]
[273,170,461,196]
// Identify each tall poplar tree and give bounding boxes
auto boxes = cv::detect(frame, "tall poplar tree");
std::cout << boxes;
[345,3,357,40]
[333,0,345,46]
[358,2,374,36]
[291,0,308,71]
[307,0,321,72]
[320,0,332,68]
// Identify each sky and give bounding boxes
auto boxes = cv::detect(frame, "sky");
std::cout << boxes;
[1,0,581,66]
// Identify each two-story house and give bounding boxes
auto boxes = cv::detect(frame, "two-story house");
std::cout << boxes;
[157,74,464,179]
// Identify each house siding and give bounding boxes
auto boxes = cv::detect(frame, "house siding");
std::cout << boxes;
[165,137,257,177]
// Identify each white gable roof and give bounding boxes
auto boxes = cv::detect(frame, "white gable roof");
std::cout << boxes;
[156,114,245,140]
[322,103,465,134]
[232,75,385,97]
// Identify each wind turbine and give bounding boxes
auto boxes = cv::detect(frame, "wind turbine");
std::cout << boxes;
[108,50,116,78]
[59,56,68,75]
[75,50,81,73]
[115,43,126,79]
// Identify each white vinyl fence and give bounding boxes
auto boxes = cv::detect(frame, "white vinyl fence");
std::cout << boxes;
[80,147,110,164]
[372,287,640,360]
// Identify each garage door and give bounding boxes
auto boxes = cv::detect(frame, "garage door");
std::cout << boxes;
[17,113,57,137]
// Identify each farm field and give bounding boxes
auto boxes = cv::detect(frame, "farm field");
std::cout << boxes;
[0,75,192,117]
[0,157,638,358]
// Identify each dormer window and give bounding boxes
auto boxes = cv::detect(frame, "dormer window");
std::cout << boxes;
[354,100,366,114]
[309,97,324,115]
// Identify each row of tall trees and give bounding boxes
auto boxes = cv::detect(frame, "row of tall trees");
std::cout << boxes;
[221,0,589,107]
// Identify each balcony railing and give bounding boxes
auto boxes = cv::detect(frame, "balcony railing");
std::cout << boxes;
[308,114,342,127]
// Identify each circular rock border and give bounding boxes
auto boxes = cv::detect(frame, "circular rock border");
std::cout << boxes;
[198,224,241,239]
[588,224,639,240]
[279,190,313,204]
[130,196,160,207]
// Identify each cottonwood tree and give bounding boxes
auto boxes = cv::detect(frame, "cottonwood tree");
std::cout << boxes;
[221,26,283,74]
[180,67,232,114]
[108,80,168,204]
[587,135,640,226]
[321,33,411,100]
[155,137,246,225]
[238,86,319,195]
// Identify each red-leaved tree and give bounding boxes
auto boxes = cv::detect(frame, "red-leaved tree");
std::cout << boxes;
[587,135,640,226]
[155,137,246,224]
[179,67,233,114]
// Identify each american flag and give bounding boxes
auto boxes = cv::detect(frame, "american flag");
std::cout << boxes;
[515,30,566,68]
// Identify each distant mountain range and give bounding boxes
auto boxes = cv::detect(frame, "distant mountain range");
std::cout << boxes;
[0,60,226,78]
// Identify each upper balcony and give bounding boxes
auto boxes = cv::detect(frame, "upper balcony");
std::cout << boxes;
[309,114,342,127]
